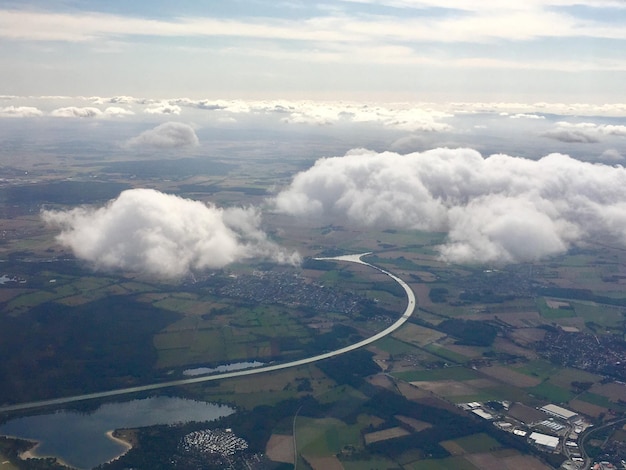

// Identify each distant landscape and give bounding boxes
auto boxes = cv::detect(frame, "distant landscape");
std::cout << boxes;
[0,145,625,470]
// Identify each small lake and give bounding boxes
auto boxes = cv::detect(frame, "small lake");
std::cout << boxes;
[183,360,264,376]
[0,396,234,469]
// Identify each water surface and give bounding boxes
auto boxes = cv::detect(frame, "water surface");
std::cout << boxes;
[0,396,233,469]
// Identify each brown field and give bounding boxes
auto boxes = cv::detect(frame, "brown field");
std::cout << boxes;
[507,328,547,345]
[266,434,294,464]
[445,344,485,359]
[466,378,500,389]
[367,373,396,391]
[413,284,433,308]
[592,383,626,401]
[492,337,537,359]
[440,440,466,455]
[392,323,446,346]
[0,288,29,303]
[466,450,551,470]
[478,366,542,388]
[549,368,601,389]
[413,271,438,282]
[508,403,546,424]
[396,381,431,401]
[364,427,410,445]
[412,380,478,397]
[303,455,344,470]
[568,399,607,418]
[395,415,432,432]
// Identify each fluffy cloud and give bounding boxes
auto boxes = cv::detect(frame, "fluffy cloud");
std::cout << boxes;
[541,121,626,143]
[51,106,103,118]
[144,104,182,115]
[42,189,300,278]
[273,148,626,264]
[104,106,134,117]
[126,122,199,148]
[0,106,43,117]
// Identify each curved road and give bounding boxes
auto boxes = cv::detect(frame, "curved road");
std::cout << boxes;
[0,253,416,414]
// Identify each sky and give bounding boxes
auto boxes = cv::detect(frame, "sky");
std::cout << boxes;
[2,1,626,274]
[1,0,626,102]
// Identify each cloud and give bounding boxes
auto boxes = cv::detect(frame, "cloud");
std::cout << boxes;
[273,148,626,264]
[541,129,599,143]
[600,149,624,162]
[0,105,43,117]
[541,121,626,143]
[51,106,103,118]
[144,104,181,115]
[509,113,545,120]
[126,122,199,149]
[104,106,134,117]
[42,189,300,278]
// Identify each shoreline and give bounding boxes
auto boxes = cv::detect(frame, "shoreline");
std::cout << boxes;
[103,430,133,464]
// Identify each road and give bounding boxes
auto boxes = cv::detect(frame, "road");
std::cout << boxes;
[0,253,416,414]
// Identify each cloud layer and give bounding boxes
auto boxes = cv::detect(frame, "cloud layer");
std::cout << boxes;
[273,148,626,264]
[126,122,199,148]
[43,189,300,278]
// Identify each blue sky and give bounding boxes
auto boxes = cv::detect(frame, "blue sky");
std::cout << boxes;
[1,0,625,102]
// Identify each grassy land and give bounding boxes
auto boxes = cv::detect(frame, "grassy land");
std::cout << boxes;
[528,382,575,403]
[450,433,502,453]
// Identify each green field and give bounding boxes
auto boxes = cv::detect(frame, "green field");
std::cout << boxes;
[528,382,574,403]
[296,416,364,456]
[450,433,502,453]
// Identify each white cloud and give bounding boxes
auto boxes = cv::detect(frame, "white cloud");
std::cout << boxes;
[600,149,624,162]
[0,105,43,117]
[104,106,134,117]
[50,106,103,118]
[126,122,199,149]
[42,189,300,278]
[144,103,182,115]
[273,148,626,264]
[509,113,545,120]
[541,121,626,143]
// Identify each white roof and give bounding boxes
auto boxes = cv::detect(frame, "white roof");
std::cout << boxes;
[529,432,559,449]
[472,409,494,420]
[541,404,577,419]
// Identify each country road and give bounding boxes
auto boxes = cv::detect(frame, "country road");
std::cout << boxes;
[0,253,416,414]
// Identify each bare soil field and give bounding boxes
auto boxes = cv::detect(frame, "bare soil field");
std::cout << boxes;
[413,284,433,308]
[395,415,432,432]
[568,399,607,418]
[508,328,547,346]
[367,373,397,391]
[303,455,344,470]
[492,337,538,359]
[364,427,410,445]
[396,381,431,401]
[478,366,542,388]
[592,382,626,401]
[412,380,478,397]
[440,440,466,455]
[466,450,551,470]
[465,378,500,389]
[508,403,547,424]
[392,323,446,346]
[266,434,294,464]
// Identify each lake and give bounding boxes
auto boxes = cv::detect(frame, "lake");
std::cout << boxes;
[0,396,234,469]
[183,360,264,376]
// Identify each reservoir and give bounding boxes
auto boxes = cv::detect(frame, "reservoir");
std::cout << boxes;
[183,360,264,376]
[0,396,234,469]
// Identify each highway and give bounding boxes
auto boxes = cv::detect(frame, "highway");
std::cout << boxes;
[0,253,416,414]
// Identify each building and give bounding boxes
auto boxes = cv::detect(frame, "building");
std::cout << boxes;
[529,432,559,451]
[540,404,578,421]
